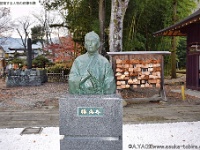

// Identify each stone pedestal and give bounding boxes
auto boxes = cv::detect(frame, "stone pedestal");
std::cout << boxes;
[6,69,47,87]
[59,94,122,150]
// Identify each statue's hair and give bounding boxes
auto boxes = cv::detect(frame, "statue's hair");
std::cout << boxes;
[85,31,100,47]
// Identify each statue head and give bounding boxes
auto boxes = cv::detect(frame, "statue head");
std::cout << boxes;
[84,31,100,54]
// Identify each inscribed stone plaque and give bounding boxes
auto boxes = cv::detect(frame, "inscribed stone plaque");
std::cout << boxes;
[77,107,104,117]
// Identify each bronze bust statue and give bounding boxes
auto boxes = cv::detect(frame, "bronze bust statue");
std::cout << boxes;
[68,31,116,94]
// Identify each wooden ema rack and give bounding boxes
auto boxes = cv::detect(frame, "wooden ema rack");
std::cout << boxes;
[107,51,171,101]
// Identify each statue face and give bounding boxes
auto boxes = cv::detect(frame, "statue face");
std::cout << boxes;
[85,36,99,54]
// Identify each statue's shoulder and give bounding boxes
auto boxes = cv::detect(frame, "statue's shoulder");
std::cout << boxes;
[98,54,109,63]
[74,54,87,62]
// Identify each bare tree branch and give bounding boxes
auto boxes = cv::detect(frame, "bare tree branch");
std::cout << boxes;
[15,17,34,50]
[0,7,14,37]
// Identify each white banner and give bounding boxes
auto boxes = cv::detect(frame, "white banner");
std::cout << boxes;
[0,0,44,7]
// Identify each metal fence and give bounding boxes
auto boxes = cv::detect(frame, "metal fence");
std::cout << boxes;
[46,71,69,83]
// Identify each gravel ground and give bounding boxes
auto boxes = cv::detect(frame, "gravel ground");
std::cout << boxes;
[0,74,199,109]
[0,79,68,108]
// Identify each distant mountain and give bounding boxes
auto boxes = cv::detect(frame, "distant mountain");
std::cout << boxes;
[0,37,42,52]
[0,37,22,52]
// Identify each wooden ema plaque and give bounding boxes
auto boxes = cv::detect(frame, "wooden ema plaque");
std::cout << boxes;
[107,51,171,101]
[115,55,162,90]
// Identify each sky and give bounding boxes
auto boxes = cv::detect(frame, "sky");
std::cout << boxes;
[0,0,67,38]
[9,6,67,38]
[9,6,43,38]
[10,5,43,20]
[1,0,43,19]
[4,1,44,37]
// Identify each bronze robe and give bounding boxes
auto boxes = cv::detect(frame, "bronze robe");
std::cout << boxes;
[68,53,116,94]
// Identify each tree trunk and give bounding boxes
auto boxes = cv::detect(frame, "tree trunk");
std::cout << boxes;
[109,0,130,52]
[171,0,177,78]
[99,0,105,55]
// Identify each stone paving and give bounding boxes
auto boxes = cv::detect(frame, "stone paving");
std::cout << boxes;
[123,102,200,124]
[0,107,59,128]
[1,97,200,128]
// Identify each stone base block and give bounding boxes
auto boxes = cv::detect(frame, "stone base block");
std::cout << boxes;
[59,94,122,150]
[60,137,122,150]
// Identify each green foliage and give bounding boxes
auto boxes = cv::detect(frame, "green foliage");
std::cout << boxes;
[123,0,171,51]
[123,0,197,51]
[164,55,172,76]
[177,37,187,69]
[13,52,21,58]
[46,0,98,37]
[45,0,198,52]
[11,58,24,64]
[46,62,71,74]
[46,0,111,49]
[11,58,24,69]
[45,0,198,75]
[32,55,53,68]
[31,25,45,44]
